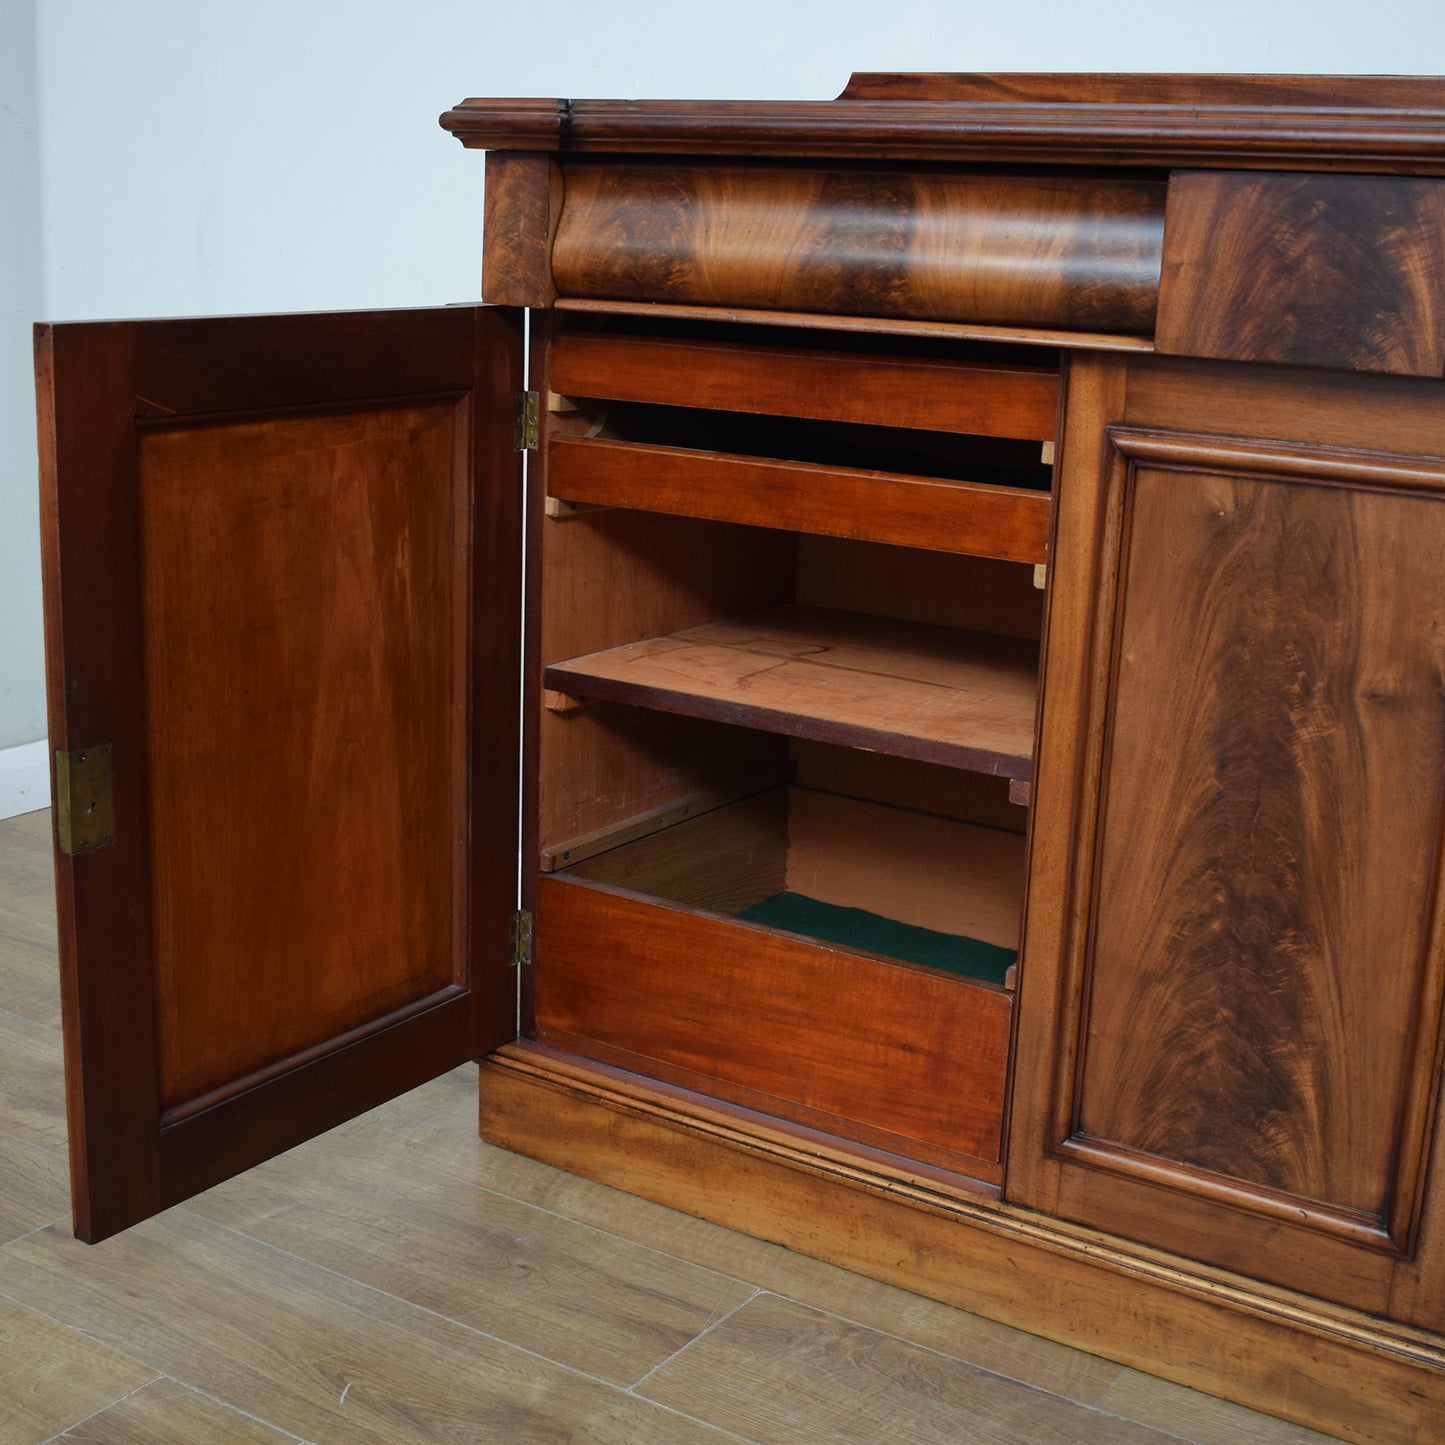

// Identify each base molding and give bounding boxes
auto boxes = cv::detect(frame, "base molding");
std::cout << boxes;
[0,739,48,820]
[480,1040,1445,1445]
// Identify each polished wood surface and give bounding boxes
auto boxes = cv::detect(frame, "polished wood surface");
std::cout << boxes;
[36,307,524,1240]
[554,297,1157,353]
[142,403,463,1107]
[1005,351,1128,1216]
[547,435,1052,562]
[1157,172,1445,375]
[1081,444,1445,1237]
[1011,354,1445,1329]
[534,875,1013,1172]
[551,165,1164,333]
[547,330,1060,439]
[482,151,562,306]
[837,72,1445,106]
[544,605,1039,780]
[441,78,1445,173]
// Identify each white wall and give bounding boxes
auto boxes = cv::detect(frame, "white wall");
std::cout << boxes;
[31,0,1445,322]
[0,0,44,762]
[5,0,1445,807]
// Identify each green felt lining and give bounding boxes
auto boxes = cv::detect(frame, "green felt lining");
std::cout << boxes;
[735,891,1015,986]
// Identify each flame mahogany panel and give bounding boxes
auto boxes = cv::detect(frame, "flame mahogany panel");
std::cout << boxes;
[482,151,562,307]
[1013,354,1445,1327]
[1157,171,1445,376]
[1080,452,1445,1226]
[550,164,1165,334]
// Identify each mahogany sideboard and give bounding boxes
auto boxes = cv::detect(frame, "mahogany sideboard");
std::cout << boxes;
[35,75,1445,1442]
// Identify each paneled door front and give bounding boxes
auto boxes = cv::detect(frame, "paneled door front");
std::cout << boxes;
[38,307,524,1241]
[1010,354,1445,1331]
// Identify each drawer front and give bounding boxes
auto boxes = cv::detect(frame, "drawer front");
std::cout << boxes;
[543,328,1057,563]
[551,163,1166,334]
[534,874,1012,1180]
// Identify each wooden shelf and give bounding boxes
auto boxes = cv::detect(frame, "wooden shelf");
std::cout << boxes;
[543,605,1038,780]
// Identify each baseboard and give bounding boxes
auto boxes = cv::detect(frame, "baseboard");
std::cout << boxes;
[0,740,50,820]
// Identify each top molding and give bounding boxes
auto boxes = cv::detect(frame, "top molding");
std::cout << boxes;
[439,72,1445,173]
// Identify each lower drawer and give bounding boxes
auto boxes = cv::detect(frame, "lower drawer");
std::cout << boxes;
[533,870,1013,1179]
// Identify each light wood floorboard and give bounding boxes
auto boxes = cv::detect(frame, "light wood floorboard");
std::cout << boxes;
[262,1073,1125,1406]
[0,1130,68,1246]
[54,1378,301,1444]
[0,1293,156,1443]
[0,1007,67,1149]
[0,809,60,1030]
[0,1213,740,1444]
[0,810,1346,1443]
[637,1291,1176,1444]
[1095,1371,1346,1445]
[189,1144,758,1386]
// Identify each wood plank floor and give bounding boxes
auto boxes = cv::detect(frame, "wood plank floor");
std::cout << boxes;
[0,809,1343,1443]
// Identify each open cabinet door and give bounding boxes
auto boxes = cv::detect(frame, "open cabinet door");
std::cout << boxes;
[36,306,524,1242]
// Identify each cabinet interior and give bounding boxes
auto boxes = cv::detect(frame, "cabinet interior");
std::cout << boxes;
[528,318,1052,1178]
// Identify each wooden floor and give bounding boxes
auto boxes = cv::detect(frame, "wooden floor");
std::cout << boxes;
[0,808,1343,1444]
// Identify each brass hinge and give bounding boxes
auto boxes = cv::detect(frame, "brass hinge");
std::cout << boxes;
[55,744,115,856]
[514,390,539,452]
[510,908,533,968]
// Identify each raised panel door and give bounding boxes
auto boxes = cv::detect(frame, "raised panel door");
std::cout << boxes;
[37,306,524,1241]
[1011,355,1445,1327]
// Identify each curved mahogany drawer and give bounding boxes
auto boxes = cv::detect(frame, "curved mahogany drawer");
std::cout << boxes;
[552,163,1166,334]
